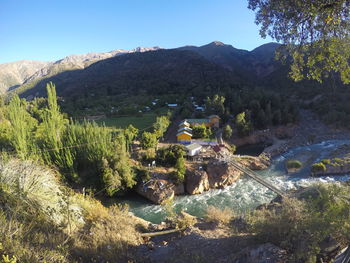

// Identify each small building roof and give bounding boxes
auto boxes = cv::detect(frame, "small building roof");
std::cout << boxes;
[179,120,190,126]
[167,103,178,107]
[208,115,221,119]
[178,127,192,133]
[186,143,202,151]
[176,130,192,137]
[212,145,221,153]
[186,119,210,123]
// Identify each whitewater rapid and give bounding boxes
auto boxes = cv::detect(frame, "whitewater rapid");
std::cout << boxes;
[124,140,350,223]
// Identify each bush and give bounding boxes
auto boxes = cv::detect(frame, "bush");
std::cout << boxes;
[0,158,142,263]
[311,162,326,174]
[229,144,236,154]
[192,124,211,139]
[223,124,233,140]
[205,206,234,225]
[140,131,158,150]
[321,159,331,165]
[248,184,350,262]
[174,156,186,183]
[156,145,185,166]
[286,160,302,169]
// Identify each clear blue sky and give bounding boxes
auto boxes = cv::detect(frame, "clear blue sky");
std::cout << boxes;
[0,0,273,64]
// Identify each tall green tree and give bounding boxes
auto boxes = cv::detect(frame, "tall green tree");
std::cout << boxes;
[124,124,138,151]
[248,0,350,83]
[235,111,252,137]
[223,124,233,140]
[174,156,186,183]
[6,96,36,159]
[153,116,170,139]
[205,95,226,117]
[140,131,158,150]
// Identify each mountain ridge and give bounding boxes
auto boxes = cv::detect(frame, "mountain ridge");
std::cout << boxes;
[0,41,281,98]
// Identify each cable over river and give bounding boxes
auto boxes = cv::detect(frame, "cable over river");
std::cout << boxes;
[117,140,350,223]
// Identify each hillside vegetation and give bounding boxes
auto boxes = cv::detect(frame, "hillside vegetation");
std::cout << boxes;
[0,83,136,196]
[0,158,143,263]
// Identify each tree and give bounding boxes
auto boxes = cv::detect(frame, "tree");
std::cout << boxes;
[140,131,158,150]
[248,0,350,83]
[124,124,138,151]
[205,94,225,117]
[223,124,233,140]
[153,116,170,139]
[6,95,36,159]
[192,124,209,139]
[174,156,186,183]
[235,112,252,137]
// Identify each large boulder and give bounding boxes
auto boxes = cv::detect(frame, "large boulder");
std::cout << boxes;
[136,179,175,204]
[185,169,210,195]
[172,183,185,195]
[206,161,242,189]
[238,156,270,170]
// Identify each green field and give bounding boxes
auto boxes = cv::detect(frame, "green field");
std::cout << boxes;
[96,114,157,130]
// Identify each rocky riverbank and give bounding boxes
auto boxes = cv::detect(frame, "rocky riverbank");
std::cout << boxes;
[261,110,350,158]
[134,184,349,263]
[136,154,269,204]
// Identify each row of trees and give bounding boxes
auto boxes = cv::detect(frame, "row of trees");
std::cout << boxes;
[0,83,137,196]
[140,115,170,149]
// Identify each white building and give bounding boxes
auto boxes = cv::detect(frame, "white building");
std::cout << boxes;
[186,143,202,157]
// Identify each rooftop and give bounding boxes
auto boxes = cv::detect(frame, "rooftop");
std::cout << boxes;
[186,143,202,151]
[186,119,210,123]
[176,130,192,137]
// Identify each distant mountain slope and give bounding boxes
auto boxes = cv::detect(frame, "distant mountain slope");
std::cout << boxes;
[178,41,281,79]
[23,47,160,85]
[0,47,160,95]
[0,60,50,93]
[20,49,246,99]
[14,41,284,100]
[177,41,252,78]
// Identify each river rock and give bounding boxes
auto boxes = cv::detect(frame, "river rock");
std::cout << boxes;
[238,156,270,170]
[171,183,185,195]
[234,243,287,263]
[206,161,242,189]
[313,162,350,177]
[185,169,209,195]
[136,179,175,204]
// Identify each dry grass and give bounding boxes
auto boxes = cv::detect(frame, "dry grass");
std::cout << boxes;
[205,206,234,225]
[70,195,142,262]
[0,159,84,232]
[0,158,143,263]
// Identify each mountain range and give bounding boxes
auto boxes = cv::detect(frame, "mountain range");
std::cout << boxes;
[0,46,160,94]
[0,41,285,98]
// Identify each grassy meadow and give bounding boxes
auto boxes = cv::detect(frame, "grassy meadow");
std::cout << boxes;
[96,113,157,130]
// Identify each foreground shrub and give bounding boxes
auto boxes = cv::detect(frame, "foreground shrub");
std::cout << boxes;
[73,197,142,262]
[248,184,350,262]
[0,158,142,263]
[205,206,234,225]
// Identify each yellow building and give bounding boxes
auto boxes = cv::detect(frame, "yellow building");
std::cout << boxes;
[176,130,192,143]
[185,115,220,128]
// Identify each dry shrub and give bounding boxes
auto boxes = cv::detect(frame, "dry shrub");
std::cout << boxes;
[0,159,143,262]
[205,206,234,225]
[0,159,84,231]
[73,196,142,262]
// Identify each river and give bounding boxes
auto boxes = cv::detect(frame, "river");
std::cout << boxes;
[119,140,350,223]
